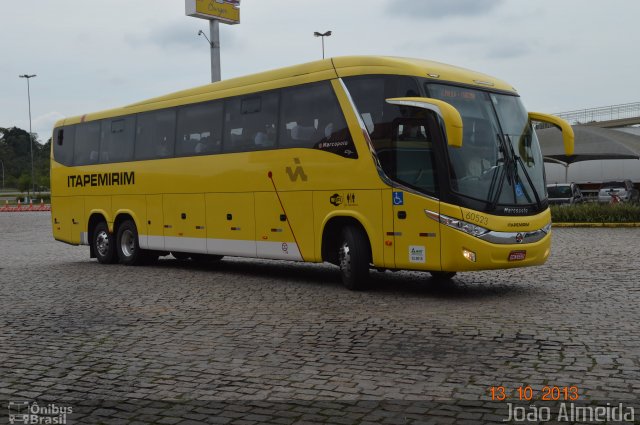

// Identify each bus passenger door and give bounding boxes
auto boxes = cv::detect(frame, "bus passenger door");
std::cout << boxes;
[387,118,442,271]
[392,191,441,271]
[254,192,309,261]
[205,193,256,257]
[163,194,207,254]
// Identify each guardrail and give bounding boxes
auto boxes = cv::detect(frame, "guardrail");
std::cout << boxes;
[553,102,640,125]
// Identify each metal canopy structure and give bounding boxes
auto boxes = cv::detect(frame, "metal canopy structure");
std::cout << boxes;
[536,125,640,165]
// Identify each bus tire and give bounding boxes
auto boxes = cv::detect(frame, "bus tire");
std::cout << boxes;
[338,225,370,290]
[93,221,117,264]
[430,271,456,280]
[116,219,146,266]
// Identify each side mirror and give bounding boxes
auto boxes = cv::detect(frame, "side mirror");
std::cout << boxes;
[529,112,574,156]
[386,97,463,148]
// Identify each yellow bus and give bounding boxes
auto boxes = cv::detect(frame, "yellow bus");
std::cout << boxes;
[51,56,573,289]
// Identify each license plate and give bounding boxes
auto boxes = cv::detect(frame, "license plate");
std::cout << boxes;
[508,250,526,261]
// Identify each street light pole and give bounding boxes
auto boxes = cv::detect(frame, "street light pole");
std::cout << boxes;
[313,31,332,59]
[198,21,221,83]
[19,74,37,196]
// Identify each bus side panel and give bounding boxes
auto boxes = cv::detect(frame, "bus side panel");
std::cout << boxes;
[313,190,385,268]
[51,196,72,244]
[69,196,85,245]
[255,192,304,261]
[144,195,164,250]
[163,194,207,254]
[86,196,113,228]
[205,193,257,257]
[273,191,316,262]
[112,194,147,241]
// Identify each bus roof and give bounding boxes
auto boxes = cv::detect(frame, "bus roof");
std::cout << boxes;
[56,56,517,127]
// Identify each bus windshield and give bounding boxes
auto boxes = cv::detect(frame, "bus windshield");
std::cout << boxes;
[426,84,545,211]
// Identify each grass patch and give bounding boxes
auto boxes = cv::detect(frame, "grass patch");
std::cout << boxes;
[551,203,640,223]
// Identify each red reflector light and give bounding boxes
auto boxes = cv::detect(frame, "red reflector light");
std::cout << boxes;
[508,250,526,261]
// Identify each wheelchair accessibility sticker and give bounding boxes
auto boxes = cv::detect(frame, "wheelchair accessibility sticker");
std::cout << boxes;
[392,191,404,206]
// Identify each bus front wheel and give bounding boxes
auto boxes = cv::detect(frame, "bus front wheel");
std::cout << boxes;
[338,226,370,290]
[116,219,147,266]
[93,221,117,264]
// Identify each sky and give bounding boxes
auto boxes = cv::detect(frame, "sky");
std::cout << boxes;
[2,0,639,144]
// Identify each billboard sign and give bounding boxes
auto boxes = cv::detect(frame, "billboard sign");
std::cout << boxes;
[185,0,240,24]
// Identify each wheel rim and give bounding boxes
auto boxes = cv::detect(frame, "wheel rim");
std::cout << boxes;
[95,230,110,257]
[339,242,351,279]
[120,229,135,258]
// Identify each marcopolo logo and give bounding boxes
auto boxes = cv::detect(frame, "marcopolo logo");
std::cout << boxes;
[8,401,73,424]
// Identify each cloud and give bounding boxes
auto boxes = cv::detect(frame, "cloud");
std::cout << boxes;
[125,20,243,51]
[387,0,505,19]
[485,41,532,60]
[125,21,203,50]
[34,111,65,141]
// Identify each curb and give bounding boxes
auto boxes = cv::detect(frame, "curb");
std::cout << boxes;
[552,222,640,228]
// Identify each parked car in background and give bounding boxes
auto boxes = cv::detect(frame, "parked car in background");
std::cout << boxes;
[547,183,585,205]
[597,180,640,203]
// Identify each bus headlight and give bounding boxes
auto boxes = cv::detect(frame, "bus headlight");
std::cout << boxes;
[425,210,490,237]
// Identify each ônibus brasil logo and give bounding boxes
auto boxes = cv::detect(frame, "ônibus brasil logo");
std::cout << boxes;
[8,401,73,424]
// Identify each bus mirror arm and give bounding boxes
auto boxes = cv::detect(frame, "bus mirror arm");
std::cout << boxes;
[385,97,463,148]
[528,112,574,156]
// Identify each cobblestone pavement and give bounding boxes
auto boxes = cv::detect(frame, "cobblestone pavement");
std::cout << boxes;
[1,212,639,424]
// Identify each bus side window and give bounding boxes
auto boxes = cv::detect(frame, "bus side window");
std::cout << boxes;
[134,109,176,160]
[74,121,101,166]
[53,125,76,166]
[223,92,279,153]
[100,117,135,163]
[279,81,356,158]
[176,101,223,156]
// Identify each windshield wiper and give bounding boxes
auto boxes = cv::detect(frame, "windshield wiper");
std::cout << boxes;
[504,134,542,209]
[488,136,510,211]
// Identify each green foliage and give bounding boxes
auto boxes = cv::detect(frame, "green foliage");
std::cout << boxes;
[0,127,49,191]
[17,173,31,193]
[550,203,640,223]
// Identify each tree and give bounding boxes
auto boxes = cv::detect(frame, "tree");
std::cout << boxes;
[17,173,30,194]
[0,126,47,192]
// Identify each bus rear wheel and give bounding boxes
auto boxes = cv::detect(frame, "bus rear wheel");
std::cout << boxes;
[338,225,370,290]
[93,221,117,264]
[116,219,149,266]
